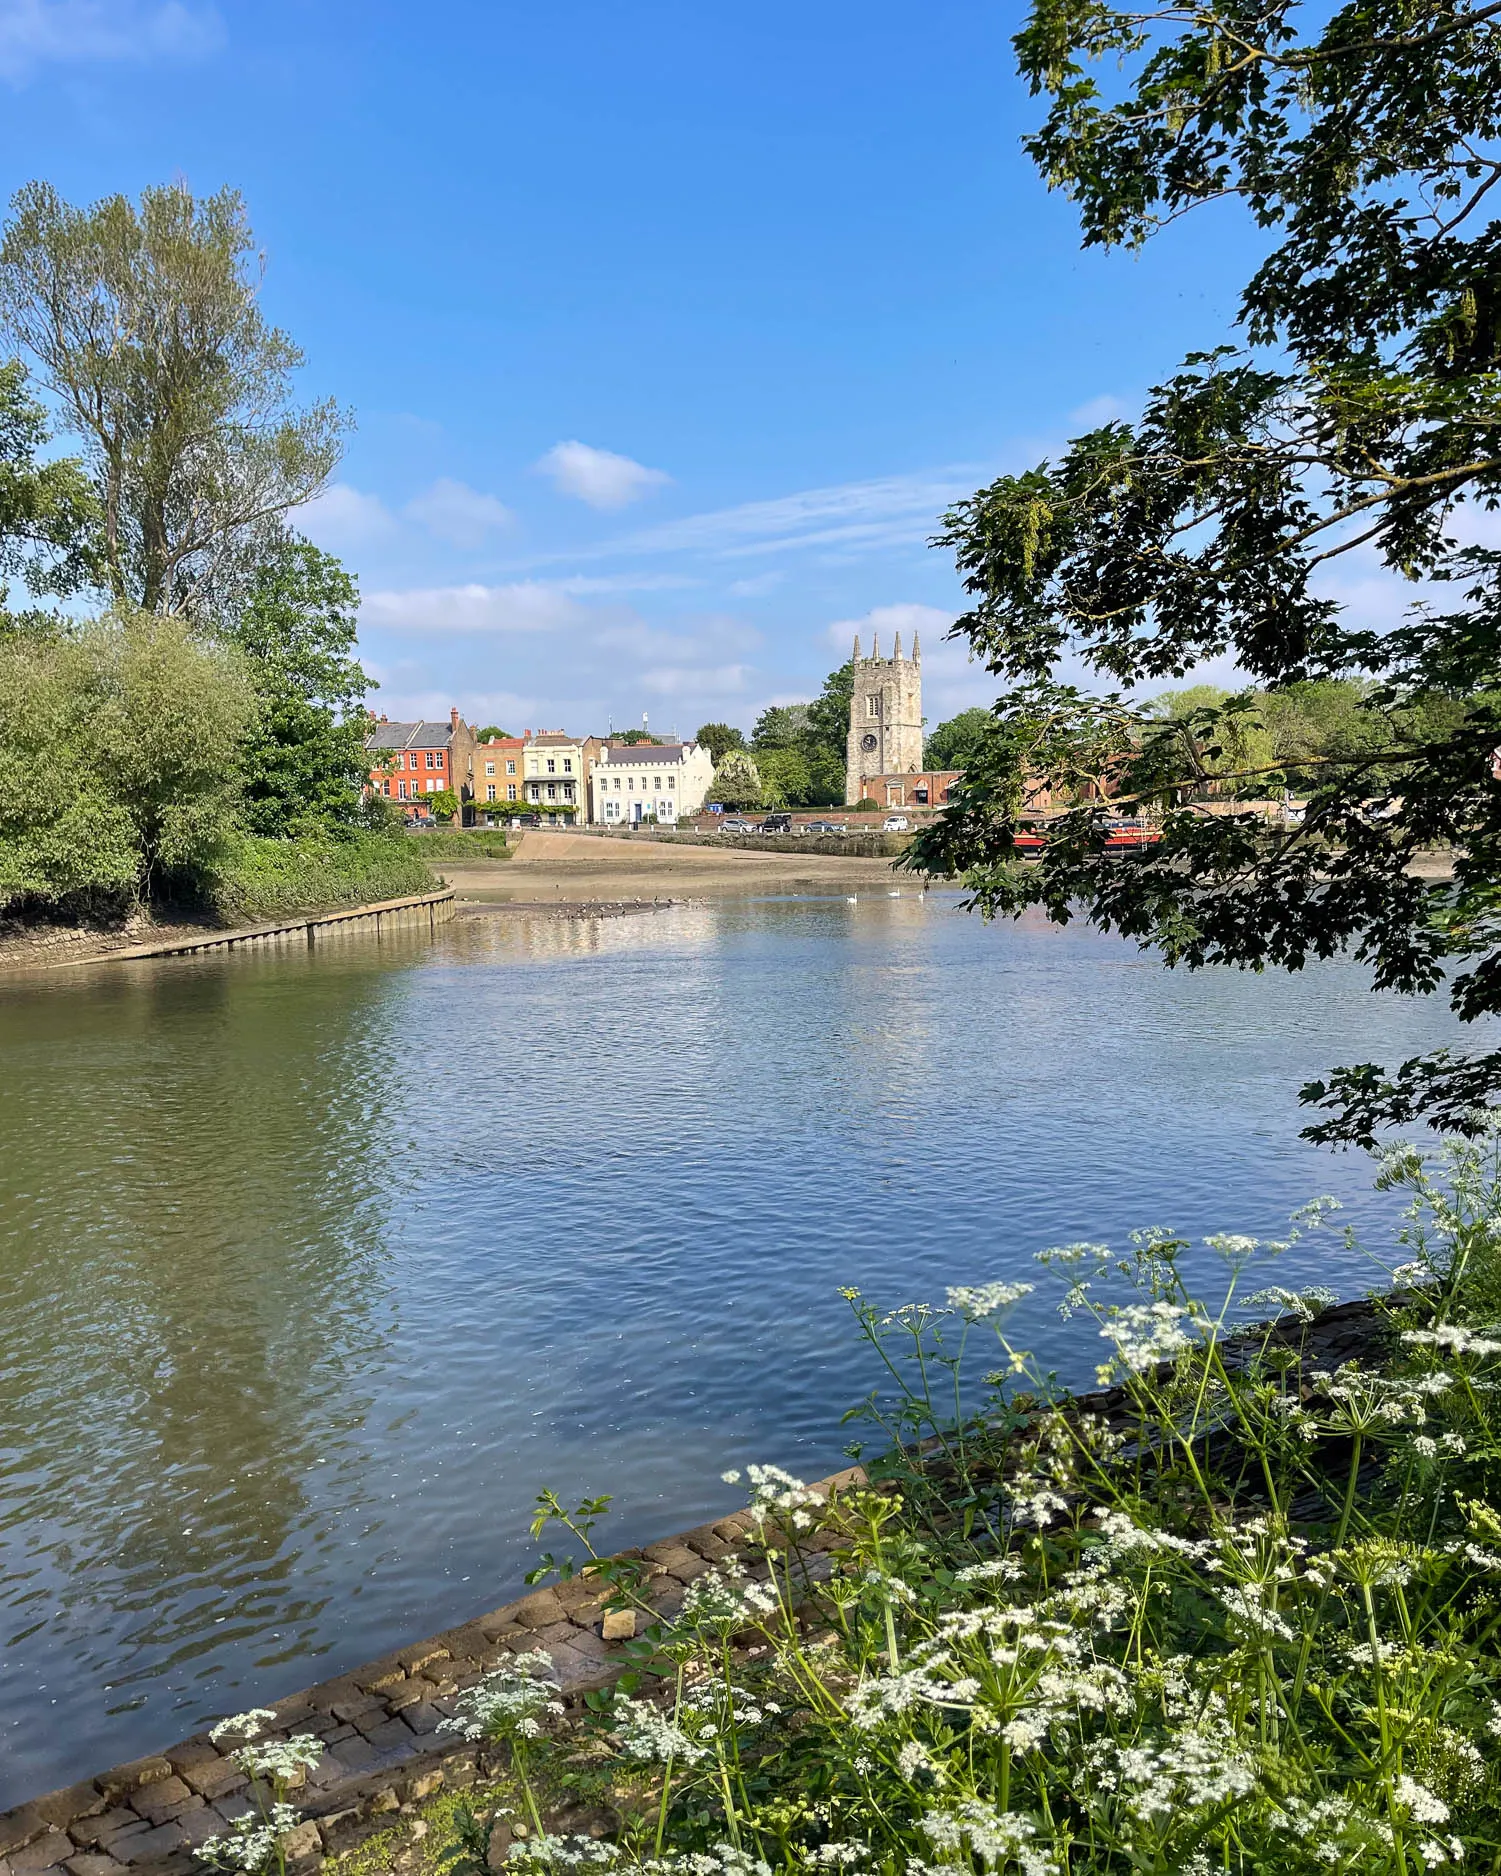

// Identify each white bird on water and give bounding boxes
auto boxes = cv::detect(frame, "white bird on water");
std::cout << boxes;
[888,889,901,897]
[846,895,858,904]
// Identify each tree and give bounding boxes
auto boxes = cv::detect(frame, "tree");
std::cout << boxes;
[757,744,811,807]
[612,728,661,745]
[428,789,460,822]
[924,707,996,773]
[0,180,345,617]
[0,610,250,907]
[695,721,745,765]
[710,748,764,810]
[476,725,512,742]
[0,357,96,626]
[752,703,812,750]
[912,0,1501,1144]
[221,534,373,836]
[805,660,854,757]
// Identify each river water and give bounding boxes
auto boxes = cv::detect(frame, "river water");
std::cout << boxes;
[0,892,1481,1802]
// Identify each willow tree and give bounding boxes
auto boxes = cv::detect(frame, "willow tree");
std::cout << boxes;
[0,181,345,617]
[912,0,1501,1144]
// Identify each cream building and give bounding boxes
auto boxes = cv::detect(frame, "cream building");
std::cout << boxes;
[522,731,584,823]
[589,740,715,825]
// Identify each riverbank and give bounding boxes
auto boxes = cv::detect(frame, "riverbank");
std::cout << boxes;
[447,828,908,902]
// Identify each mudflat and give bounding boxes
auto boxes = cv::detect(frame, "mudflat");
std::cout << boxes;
[443,828,912,900]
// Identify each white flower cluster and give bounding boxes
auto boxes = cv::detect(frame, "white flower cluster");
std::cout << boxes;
[921,1801,1058,1876]
[721,1464,825,1538]
[944,1280,1034,1321]
[1097,1301,1197,1374]
[678,1558,779,1634]
[206,1709,322,1784]
[197,1803,301,1874]
[1089,1728,1258,1821]
[1403,1323,1501,1358]
[437,1650,562,1742]
[609,1696,707,1766]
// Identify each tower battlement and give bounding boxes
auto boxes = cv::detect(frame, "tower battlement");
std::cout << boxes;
[845,630,923,804]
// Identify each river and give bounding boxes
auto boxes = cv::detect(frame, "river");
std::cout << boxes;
[0,892,1480,1802]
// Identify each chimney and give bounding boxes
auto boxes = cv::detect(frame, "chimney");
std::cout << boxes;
[450,706,460,732]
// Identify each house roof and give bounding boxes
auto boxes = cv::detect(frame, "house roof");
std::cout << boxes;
[365,720,456,751]
[527,732,579,747]
[596,742,689,766]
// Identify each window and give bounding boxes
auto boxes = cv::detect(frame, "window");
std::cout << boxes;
[426,750,437,768]
[653,776,661,790]
[398,780,408,799]
[382,781,391,796]
[563,757,572,772]
[914,787,929,805]
[866,695,881,718]
[613,776,621,790]
[507,783,517,800]
[546,758,556,773]
[506,759,516,774]
[666,775,675,788]
[485,762,495,776]
[547,782,557,800]
[563,782,574,800]
[486,784,496,801]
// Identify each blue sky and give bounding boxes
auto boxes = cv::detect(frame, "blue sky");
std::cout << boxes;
[1,0,1281,736]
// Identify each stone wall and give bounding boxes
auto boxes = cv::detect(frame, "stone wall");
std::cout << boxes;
[56,891,457,966]
[0,1471,862,1876]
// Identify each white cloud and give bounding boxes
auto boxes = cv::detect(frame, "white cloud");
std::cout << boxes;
[403,477,514,549]
[0,0,222,79]
[535,440,673,510]
[826,601,955,655]
[1068,393,1134,429]
[375,686,539,727]
[361,581,583,636]
[639,663,751,698]
[297,482,399,550]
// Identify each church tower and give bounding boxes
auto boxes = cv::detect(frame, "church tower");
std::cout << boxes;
[845,630,923,804]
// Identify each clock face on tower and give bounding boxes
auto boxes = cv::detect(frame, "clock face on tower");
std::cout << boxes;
[861,733,878,751]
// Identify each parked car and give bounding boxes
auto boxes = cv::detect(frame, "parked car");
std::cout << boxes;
[883,815,910,832]
[721,818,755,834]
[759,813,792,834]
[804,819,846,836]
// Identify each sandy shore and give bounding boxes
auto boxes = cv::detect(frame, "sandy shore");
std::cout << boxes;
[443,829,910,901]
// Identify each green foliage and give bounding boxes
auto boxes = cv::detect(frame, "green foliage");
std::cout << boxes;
[736,663,853,807]
[923,706,995,773]
[0,357,96,615]
[0,179,346,615]
[709,748,764,811]
[913,1,1501,1143]
[438,1134,1501,1876]
[221,534,373,836]
[613,730,662,745]
[852,797,880,811]
[428,789,461,822]
[751,703,811,751]
[754,744,810,808]
[0,611,250,909]
[476,725,511,742]
[694,722,744,765]
[204,829,431,924]
[407,830,512,859]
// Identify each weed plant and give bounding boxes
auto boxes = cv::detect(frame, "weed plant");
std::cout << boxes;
[430,1131,1501,1876]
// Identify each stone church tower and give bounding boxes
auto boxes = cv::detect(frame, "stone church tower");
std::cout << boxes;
[845,630,923,804]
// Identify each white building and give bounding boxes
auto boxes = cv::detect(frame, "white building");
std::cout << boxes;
[589,740,715,825]
[521,732,584,824]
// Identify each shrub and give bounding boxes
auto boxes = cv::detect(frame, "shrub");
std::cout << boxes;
[407,830,512,859]
[204,829,432,923]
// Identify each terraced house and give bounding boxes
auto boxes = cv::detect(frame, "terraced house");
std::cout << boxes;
[364,710,478,820]
[521,731,583,825]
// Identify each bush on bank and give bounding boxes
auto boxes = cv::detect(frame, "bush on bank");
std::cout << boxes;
[203,830,433,924]
[406,830,512,859]
[380,1132,1501,1876]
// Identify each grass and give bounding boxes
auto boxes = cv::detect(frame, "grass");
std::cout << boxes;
[406,830,514,859]
[204,830,435,924]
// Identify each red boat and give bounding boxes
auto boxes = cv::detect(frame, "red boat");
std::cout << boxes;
[1011,818,1159,853]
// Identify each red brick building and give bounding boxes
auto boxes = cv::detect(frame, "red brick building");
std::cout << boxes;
[365,710,478,821]
[857,770,963,811]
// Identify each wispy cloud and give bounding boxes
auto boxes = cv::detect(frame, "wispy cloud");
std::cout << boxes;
[0,0,222,80]
[563,468,981,567]
[298,482,400,551]
[361,581,583,636]
[403,477,514,549]
[536,440,673,510]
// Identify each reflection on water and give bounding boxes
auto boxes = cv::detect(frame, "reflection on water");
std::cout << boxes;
[0,894,1483,1800]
